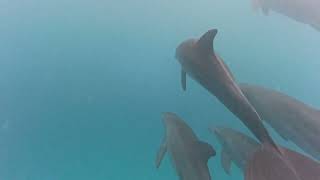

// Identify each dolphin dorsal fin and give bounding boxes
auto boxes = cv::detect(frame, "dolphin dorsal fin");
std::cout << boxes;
[155,137,167,168]
[194,141,216,162]
[221,149,232,175]
[197,29,218,54]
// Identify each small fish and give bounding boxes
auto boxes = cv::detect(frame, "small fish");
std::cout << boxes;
[155,112,216,180]
[240,83,320,161]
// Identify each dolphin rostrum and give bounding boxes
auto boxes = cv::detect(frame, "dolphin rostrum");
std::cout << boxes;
[211,127,320,180]
[240,83,320,161]
[175,29,277,150]
[155,112,216,180]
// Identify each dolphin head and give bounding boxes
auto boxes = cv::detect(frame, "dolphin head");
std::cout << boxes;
[163,112,177,125]
[210,126,246,150]
[210,127,231,147]
[162,112,185,131]
[175,29,218,72]
[210,127,260,154]
[175,38,197,65]
[162,112,198,140]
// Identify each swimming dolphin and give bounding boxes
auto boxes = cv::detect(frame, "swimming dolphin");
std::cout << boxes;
[155,112,216,180]
[240,83,320,161]
[211,127,320,180]
[252,0,320,31]
[175,29,277,151]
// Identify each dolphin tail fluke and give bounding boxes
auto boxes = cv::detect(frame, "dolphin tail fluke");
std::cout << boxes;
[282,147,320,180]
[155,137,167,169]
[245,143,301,180]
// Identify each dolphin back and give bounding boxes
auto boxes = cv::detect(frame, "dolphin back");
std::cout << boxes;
[282,147,320,180]
[245,143,301,180]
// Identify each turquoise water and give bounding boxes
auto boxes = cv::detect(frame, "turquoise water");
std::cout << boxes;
[1,0,320,179]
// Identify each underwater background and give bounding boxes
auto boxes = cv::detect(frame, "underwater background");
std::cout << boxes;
[1,0,320,179]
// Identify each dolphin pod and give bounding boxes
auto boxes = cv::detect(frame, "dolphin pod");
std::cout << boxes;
[240,83,320,161]
[155,112,216,180]
[175,29,278,150]
[211,127,320,180]
[155,27,317,179]
[252,0,320,31]
[174,29,305,180]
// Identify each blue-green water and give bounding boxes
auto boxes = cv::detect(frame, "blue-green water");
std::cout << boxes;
[1,0,320,179]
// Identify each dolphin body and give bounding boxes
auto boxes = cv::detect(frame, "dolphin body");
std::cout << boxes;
[155,112,216,180]
[211,127,320,180]
[252,0,320,31]
[240,83,320,161]
[175,29,277,150]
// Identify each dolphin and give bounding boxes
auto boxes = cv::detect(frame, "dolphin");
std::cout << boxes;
[211,127,320,180]
[240,83,320,161]
[252,0,320,31]
[175,29,277,151]
[155,112,216,180]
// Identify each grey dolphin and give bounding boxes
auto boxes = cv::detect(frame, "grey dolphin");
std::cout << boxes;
[175,29,277,151]
[240,83,320,161]
[252,0,320,31]
[211,127,259,173]
[211,127,320,180]
[155,112,216,180]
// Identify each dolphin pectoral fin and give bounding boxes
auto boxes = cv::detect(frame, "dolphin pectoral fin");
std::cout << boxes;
[282,147,320,180]
[194,141,216,162]
[197,29,218,54]
[155,137,167,169]
[181,69,187,91]
[221,149,232,175]
[245,143,301,180]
